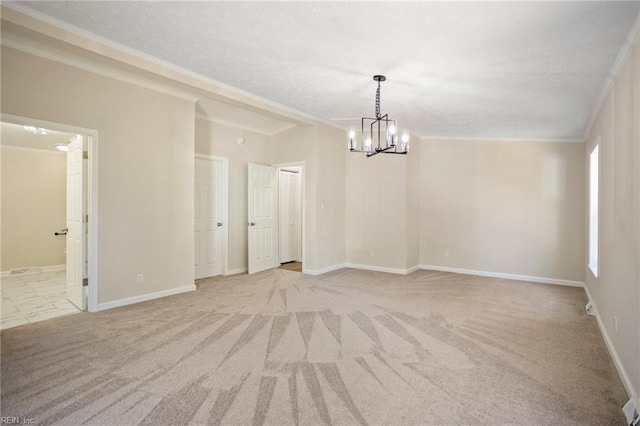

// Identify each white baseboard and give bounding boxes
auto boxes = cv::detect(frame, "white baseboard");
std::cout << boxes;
[303,263,346,276]
[419,264,584,287]
[97,284,196,311]
[583,285,638,402]
[41,264,66,273]
[345,263,419,275]
[224,267,247,276]
[1,264,65,278]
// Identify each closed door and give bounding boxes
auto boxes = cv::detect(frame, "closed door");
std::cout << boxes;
[195,157,223,279]
[248,163,277,274]
[279,170,301,263]
[66,135,86,310]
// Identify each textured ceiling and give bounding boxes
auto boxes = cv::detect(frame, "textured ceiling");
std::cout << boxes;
[14,1,640,140]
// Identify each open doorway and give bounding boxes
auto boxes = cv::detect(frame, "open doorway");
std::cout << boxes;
[247,162,305,275]
[1,115,99,328]
[277,165,303,273]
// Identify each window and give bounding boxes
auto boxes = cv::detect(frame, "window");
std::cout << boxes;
[588,141,599,277]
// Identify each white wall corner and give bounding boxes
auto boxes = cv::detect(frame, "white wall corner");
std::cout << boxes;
[303,263,346,276]
[97,285,196,311]
[407,265,420,274]
[583,286,639,403]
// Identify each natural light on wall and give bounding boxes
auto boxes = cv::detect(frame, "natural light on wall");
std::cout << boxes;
[588,141,599,277]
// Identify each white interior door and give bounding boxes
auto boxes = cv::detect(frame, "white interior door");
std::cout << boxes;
[279,170,301,263]
[195,157,223,279]
[66,135,86,310]
[279,172,291,263]
[248,163,277,274]
[291,171,301,262]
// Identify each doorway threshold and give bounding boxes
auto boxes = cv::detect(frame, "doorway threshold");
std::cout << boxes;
[278,262,302,273]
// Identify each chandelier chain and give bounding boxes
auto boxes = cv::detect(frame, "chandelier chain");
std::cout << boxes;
[375,81,381,118]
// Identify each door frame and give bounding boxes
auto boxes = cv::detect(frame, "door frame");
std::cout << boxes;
[273,161,305,269]
[195,153,229,276]
[2,113,100,312]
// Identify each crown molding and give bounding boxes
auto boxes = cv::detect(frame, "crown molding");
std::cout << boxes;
[418,135,584,144]
[195,114,293,137]
[582,10,640,141]
[0,3,337,130]
[1,37,200,104]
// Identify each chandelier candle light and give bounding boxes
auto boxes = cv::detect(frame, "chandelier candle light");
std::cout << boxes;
[347,75,410,158]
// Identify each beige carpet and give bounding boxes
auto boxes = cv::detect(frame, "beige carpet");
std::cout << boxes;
[0,268,628,425]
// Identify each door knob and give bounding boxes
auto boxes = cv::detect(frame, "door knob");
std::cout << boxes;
[249,222,256,226]
[217,223,223,227]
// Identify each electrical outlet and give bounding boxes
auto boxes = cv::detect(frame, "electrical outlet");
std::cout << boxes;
[614,316,618,333]
[369,251,375,259]
[137,274,144,284]
[444,251,450,259]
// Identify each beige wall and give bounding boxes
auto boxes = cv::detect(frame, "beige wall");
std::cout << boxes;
[346,153,409,270]
[405,138,421,269]
[271,124,346,273]
[419,139,585,282]
[1,147,66,270]
[345,135,420,272]
[194,117,271,272]
[1,47,195,305]
[312,125,346,270]
[270,125,319,270]
[196,118,347,274]
[585,38,639,398]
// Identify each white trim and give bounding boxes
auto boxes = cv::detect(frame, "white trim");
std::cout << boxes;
[303,263,346,276]
[2,38,200,103]
[583,286,638,401]
[270,123,298,136]
[97,285,196,311]
[2,113,100,313]
[224,267,248,276]
[419,265,585,287]
[418,135,584,144]
[87,133,99,313]
[194,154,229,277]
[195,114,297,137]
[583,11,640,141]
[40,264,66,273]
[588,138,601,279]
[344,263,417,275]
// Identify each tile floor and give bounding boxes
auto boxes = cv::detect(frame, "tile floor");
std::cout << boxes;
[1,270,81,330]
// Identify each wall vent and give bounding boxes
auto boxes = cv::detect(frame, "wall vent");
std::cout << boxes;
[623,398,639,426]
[585,301,595,316]
[10,267,41,275]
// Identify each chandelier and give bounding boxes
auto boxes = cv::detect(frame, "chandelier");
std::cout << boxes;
[347,75,409,158]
